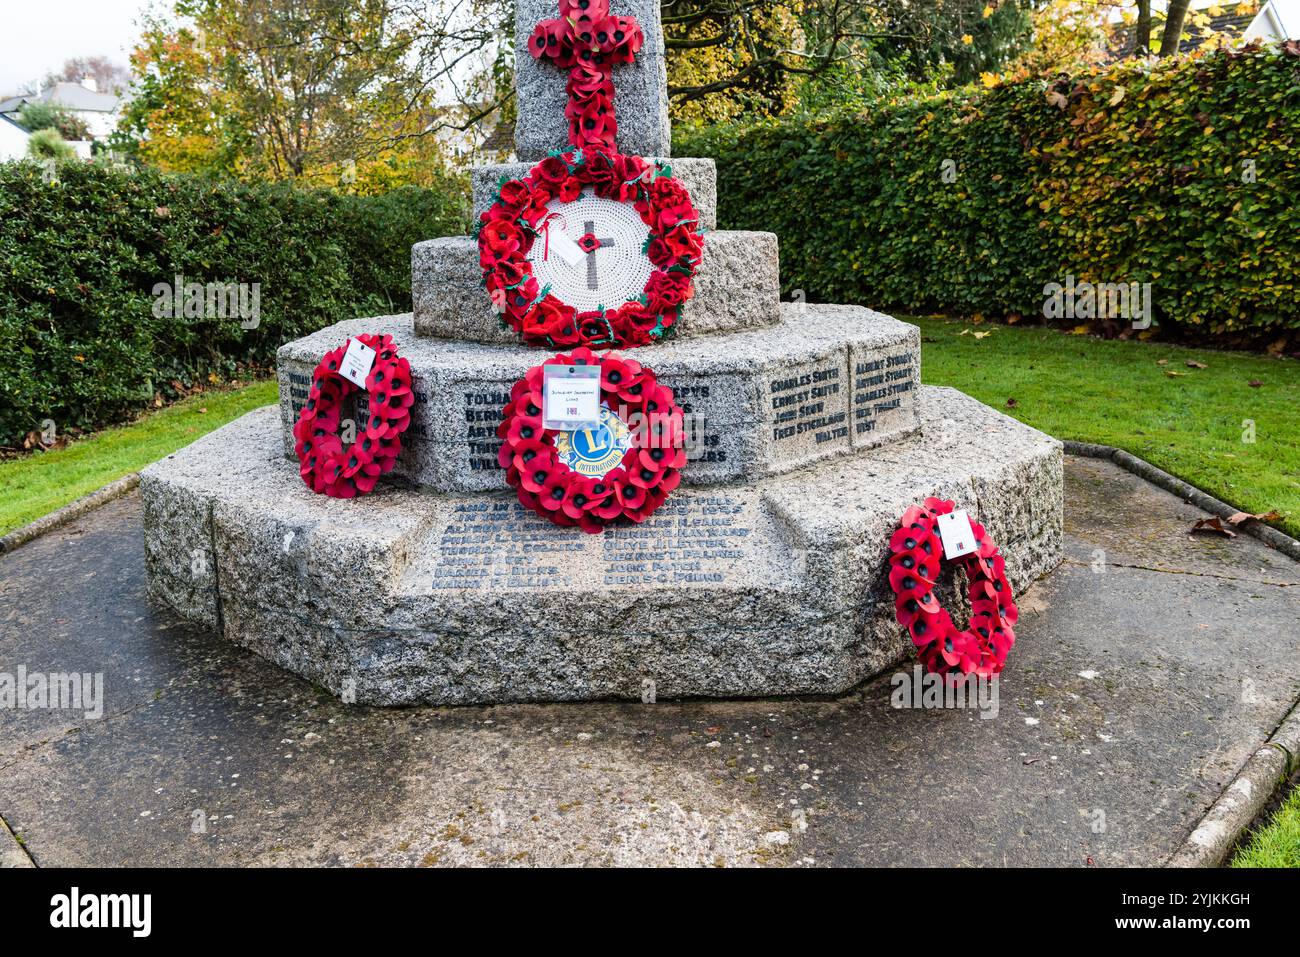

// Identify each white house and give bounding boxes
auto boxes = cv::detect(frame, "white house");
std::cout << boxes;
[0,77,123,143]
[0,114,30,161]
[1244,0,1297,41]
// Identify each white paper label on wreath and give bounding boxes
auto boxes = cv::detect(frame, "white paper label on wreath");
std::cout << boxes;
[527,188,652,314]
[543,364,602,431]
[936,510,978,560]
[340,338,377,388]
[543,217,586,266]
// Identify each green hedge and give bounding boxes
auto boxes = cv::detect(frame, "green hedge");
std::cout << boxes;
[676,45,1300,342]
[0,162,466,446]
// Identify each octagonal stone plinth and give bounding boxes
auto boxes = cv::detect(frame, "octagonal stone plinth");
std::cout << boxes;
[141,388,1063,706]
[412,230,780,344]
[276,305,922,493]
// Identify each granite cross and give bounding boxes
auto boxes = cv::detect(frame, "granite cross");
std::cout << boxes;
[527,0,644,150]
[512,0,670,158]
[582,219,614,289]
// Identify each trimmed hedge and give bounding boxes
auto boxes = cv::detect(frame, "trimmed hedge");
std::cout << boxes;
[0,161,466,446]
[676,45,1300,342]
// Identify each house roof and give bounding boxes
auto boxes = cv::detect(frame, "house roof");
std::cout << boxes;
[1182,11,1256,50]
[0,82,120,115]
[480,122,514,153]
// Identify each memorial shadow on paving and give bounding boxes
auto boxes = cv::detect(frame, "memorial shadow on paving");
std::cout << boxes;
[1,455,1297,867]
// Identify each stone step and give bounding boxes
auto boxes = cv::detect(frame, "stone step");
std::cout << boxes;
[141,390,1063,705]
[471,157,717,230]
[413,229,780,344]
[276,305,923,494]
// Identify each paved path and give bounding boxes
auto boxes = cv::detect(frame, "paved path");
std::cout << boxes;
[1,456,1297,867]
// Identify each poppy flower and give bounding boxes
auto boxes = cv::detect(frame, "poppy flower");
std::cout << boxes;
[560,0,609,18]
[644,270,692,313]
[510,437,552,475]
[615,479,647,510]
[889,524,935,555]
[559,177,583,203]
[561,476,602,520]
[589,477,625,519]
[505,413,544,446]
[519,452,559,494]
[533,154,570,185]
[627,457,665,489]
[530,20,574,67]
[572,96,616,148]
[662,223,704,261]
[637,441,685,472]
[483,218,525,256]
[895,589,941,629]
[939,628,982,673]
[538,472,570,511]
[908,608,946,648]
[566,64,610,105]
[657,468,682,493]
[614,371,650,405]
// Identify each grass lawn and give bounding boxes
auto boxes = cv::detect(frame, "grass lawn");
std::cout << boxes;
[1232,782,1300,867]
[912,317,1300,538]
[0,380,278,537]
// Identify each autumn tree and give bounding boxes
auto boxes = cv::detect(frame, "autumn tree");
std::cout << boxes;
[119,0,509,189]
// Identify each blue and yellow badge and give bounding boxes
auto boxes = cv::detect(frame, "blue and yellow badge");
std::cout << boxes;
[554,405,632,478]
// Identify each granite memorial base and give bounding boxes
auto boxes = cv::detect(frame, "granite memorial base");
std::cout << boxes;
[141,385,1062,706]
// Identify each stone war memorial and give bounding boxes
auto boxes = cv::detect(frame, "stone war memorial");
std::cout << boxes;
[140,0,1063,707]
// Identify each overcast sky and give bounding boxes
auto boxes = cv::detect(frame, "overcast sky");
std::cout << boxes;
[0,0,151,94]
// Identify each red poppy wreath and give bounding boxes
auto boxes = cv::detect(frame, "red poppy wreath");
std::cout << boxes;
[292,334,413,498]
[497,347,686,532]
[888,498,1019,680]
[477,146,704,350]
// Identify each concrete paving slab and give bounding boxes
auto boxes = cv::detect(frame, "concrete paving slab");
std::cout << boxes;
[1,456,1297,866]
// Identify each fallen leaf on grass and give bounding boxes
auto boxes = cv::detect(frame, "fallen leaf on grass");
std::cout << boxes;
[972,330,992,339]
[1186,360,1207,369]
[1157,359,1168,366]
[1248,379,1263,388]
[1190,517,1235,538]
[1165,370,1186,378]
[1006,398,1019,408]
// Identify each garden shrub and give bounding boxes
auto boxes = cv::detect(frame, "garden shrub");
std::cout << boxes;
[676,44,1300,344]
[0,161,466,445]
